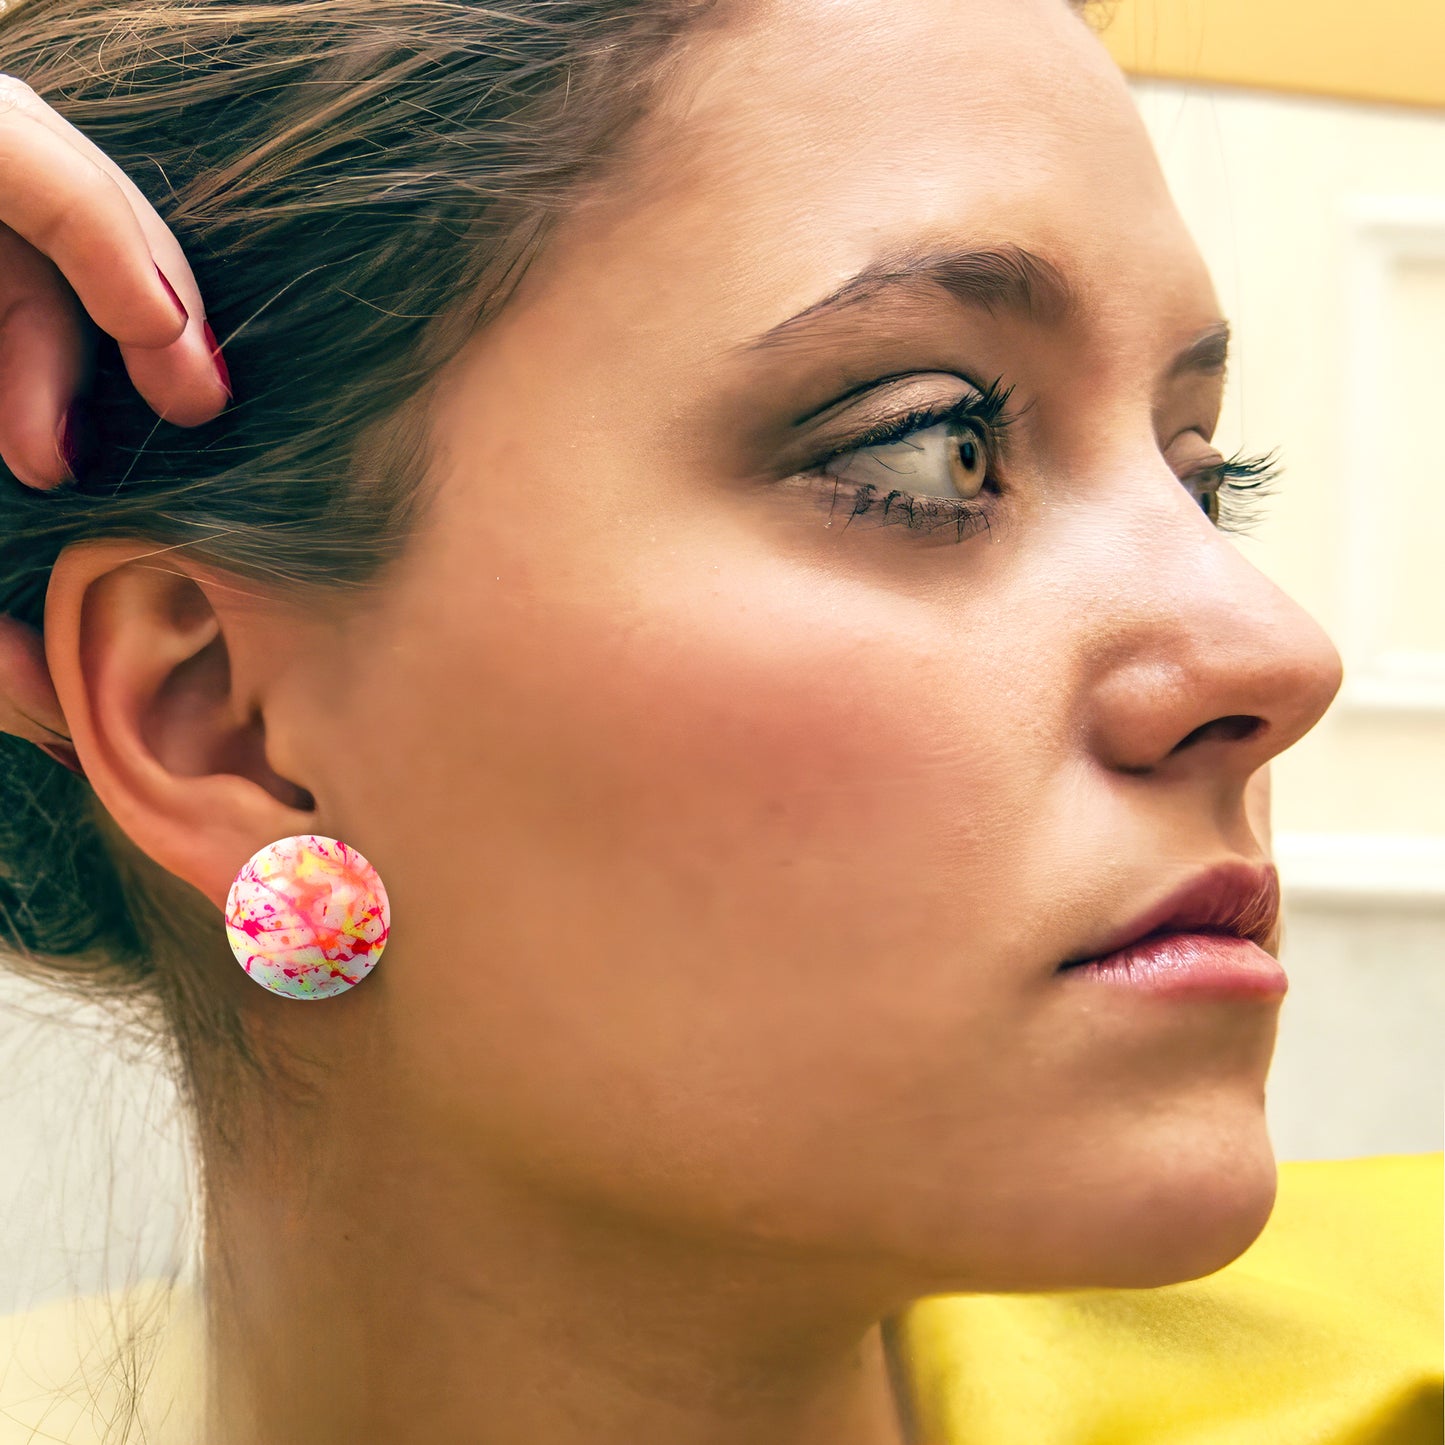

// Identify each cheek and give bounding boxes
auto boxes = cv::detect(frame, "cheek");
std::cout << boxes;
[430,548,1033,964]
[342,524,1063,1217]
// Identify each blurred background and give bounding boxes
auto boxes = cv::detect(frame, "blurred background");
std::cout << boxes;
[1098,0,1445,1163]
[2,0,1443,1316]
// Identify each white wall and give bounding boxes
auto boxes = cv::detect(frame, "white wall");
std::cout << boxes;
[0,981,195,1315]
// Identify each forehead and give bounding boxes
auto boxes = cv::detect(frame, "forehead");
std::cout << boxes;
[519,0,1217,367]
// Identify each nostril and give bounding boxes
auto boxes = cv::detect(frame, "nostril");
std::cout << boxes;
[1174,714,1264,751]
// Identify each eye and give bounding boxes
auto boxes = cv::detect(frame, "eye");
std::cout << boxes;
[820,410,994,502]
[1168,430,1281,535]
[1183,460,1224,524]
[949,424,989,499]
[785,378,1017,543]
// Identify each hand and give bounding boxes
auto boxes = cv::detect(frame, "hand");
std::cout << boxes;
[0,73,231,762]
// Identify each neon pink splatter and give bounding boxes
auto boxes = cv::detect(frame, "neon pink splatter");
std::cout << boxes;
[224,835,390,1000]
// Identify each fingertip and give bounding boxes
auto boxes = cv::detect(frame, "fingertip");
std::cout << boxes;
[117,335,232,427]
[10,467,64,491]
[3,436,69,491]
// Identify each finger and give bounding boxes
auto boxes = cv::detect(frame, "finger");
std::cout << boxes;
[0,79,190,352]
[0,231,90,488]
[0,613,68,746]
[0,75,230,426]
[0,224,229,437]
[111,340,231,429]
[0,299,90,489]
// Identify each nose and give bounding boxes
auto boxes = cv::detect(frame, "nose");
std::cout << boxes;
[1077,474,1345,784]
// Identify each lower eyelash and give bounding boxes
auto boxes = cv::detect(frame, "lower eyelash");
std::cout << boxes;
[818,460,1284,543]
[793,380,1014,543]
[820,477,995,543]
[799,434,1281,542]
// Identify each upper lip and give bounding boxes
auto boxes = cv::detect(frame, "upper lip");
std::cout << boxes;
[1059,860,1281,968]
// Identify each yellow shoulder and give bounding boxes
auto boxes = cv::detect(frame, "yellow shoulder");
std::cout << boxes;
[899,1153,1443,1445]
[1244,1152,1441,1320]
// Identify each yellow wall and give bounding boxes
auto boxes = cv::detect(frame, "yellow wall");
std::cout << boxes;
[1099,0,1445,111]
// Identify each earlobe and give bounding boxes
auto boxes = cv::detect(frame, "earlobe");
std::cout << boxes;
[42,539,321,913]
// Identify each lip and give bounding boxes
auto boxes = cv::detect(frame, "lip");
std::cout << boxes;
[1056,932,1288,998]
[1058,860,1282,971]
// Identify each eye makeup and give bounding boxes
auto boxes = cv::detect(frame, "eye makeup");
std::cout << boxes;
[788,377,1016,543]
[1183,450,1281,533]
[779,375,1280,545]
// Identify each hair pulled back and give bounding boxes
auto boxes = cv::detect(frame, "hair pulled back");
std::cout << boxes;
[0,0,727,1118]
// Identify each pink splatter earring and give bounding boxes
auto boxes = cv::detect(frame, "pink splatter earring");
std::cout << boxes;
[225,834,390,1000]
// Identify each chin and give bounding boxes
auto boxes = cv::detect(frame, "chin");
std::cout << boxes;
[1058,1112,1283,1292]
[909,1100,1284,1297]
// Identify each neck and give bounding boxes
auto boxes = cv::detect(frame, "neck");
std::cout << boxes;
[199,1103,923,1445]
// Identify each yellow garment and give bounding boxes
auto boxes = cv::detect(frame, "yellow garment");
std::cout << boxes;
[0,1154,1439,1444]
[897,1152,1443,1444]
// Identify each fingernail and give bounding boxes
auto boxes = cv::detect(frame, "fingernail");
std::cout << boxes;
[202,321,232,402]
[55,397,91,483]
[155,263,189,324]
[38,741,85,777]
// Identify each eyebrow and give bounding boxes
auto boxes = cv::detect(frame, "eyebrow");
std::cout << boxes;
[736,242,1080,356]
[1167,321,1231,379]
[732,241,1231,381]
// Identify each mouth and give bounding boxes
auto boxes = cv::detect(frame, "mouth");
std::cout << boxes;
[1057,860,1281,972]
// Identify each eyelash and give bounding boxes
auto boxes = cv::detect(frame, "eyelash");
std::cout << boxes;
[1188,449,1282,533]
[799,381,1282,542]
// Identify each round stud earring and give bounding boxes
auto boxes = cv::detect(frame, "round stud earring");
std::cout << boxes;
[225,834,390,1000]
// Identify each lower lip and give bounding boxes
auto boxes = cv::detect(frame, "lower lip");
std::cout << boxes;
[1056,931,1288,999]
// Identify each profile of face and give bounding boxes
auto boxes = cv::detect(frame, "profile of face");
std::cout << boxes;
[50,0,1343,1304]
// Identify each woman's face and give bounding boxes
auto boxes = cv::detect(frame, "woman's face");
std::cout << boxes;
[211,0,1340,1292]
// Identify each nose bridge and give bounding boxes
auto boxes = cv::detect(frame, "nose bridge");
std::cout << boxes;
[1074,483,1344,779]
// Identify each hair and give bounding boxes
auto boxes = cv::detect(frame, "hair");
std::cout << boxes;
[0,0,1098,1437]
[0,0,747,1134]
[0,0,1102,1129]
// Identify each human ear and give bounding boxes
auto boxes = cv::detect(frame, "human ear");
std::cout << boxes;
[42,538,321,913]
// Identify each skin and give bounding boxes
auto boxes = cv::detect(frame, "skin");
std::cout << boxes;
[40,0,1343,1441]
[0,72,226,755]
